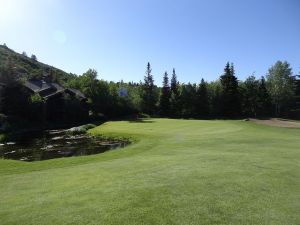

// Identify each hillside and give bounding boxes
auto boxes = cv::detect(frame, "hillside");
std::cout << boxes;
[0,44,74,84]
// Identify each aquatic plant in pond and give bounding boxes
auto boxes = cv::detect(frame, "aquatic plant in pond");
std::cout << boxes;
[0,129,129,161]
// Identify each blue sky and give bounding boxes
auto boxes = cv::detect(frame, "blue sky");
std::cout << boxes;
[0,0,299,85]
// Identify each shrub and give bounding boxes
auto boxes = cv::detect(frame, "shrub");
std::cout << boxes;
[82,124,96,130]
[0,133,6,142]
[138,113,150,118]
[66,124,97,135]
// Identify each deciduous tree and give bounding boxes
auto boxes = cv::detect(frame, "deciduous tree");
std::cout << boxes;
[266,61,294,116]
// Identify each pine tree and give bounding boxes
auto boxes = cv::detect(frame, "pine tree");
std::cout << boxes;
[171,68,179,95]
[195,78,209,117]
[159,72,171,116]
[141,62,156,115]
[291,74,300,118]
[180,83,197,118]
[170,68,180,117]
[220,62,240,117]
[209,81,222,117]
[230,63,235,78]
[257,76,272,116]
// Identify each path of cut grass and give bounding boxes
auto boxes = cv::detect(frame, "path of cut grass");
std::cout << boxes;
[0,119,299,225]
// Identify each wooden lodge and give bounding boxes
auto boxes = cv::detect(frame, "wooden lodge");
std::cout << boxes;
[24,79,88,122]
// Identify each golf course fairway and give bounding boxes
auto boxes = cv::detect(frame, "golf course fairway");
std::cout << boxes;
[0,119,299,225]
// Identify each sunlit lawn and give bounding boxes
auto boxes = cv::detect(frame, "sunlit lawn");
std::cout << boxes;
[0,119,299,225]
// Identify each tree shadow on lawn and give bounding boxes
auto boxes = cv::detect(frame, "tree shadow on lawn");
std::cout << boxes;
[127,118,155,123]
[110,114,156,123]
[111,115,156,123]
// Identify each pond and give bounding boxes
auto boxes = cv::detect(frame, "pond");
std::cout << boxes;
[0,129,129,162]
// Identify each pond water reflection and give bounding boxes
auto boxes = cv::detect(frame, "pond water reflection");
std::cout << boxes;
[0,129,129,162]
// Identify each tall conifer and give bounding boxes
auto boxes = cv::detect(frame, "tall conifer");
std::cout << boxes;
[159,72,171,116]
[220,62,240,117]
[141,62,156,114]
[196,78,209,117]
[170,68,180,117]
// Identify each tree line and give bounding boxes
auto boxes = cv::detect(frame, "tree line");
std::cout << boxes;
[0,59,299,127]
[66,60,299,119]
[141,61,299,119]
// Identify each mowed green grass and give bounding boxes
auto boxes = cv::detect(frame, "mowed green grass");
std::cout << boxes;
[0,119,299,225]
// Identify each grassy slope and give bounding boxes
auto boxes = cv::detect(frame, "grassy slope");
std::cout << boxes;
[0,45,72,83]
[0,119,299,225]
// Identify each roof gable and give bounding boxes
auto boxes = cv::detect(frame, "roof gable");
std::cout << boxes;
[24,79,83,100]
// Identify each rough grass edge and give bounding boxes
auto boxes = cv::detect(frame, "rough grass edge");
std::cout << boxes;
[88,129,138,145]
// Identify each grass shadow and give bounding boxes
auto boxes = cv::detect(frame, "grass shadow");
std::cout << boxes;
[128,118,155,123]
[109,115,156,123]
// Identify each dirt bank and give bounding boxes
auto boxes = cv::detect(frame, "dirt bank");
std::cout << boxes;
[249,118,300,128]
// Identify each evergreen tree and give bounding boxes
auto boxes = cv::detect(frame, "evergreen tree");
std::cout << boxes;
[208,81,222,117]
[290,74,300,118]
[0,60,30,118]
[220,62,240,117]
[171,68,179,95]
[22,51,27,57]
[230,63,235,78]
[195,78,209,117]
[180,83,197,118]
[257,76,272,116]
[31,54,37,61]
[159,72,171,116]
[170,68,180,117]
[141,62,156,115]
[0,59,18,114]
[0,59,16,85]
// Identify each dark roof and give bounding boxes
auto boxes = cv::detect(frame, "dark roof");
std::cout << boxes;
[24,79,86,100]
[24,80,49,92]
[24,79,64,99]
[65,88,87,100]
